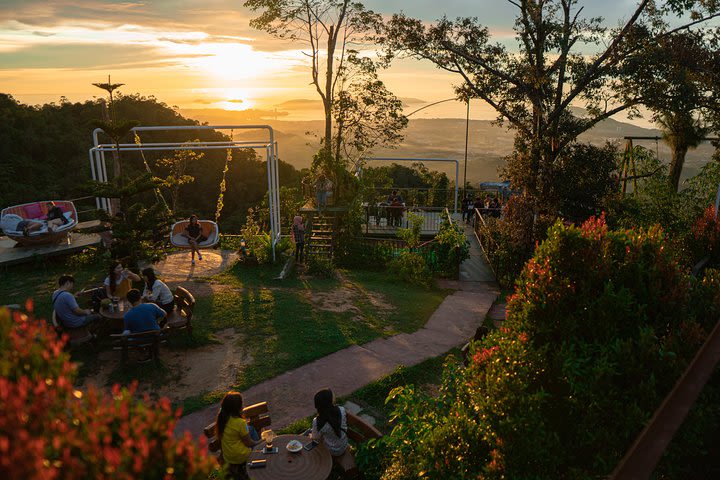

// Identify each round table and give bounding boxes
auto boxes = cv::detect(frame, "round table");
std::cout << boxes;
[99,300,131,332]
[246,434,332,480]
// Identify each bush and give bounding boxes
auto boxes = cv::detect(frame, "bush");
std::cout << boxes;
[306,255,335,278]
[388,251,431,288]
[0,305,214,479]
[430,218,469,277]
[371,216,716,479]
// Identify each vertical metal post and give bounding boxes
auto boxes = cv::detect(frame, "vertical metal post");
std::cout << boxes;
[463,100,470,199]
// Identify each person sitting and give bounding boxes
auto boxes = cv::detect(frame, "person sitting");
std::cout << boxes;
[182,215,207,265]
[52,275,101,329]
[104,261,141,299]
[46,202,69,229]
[215,392,260,479]
[311,388,348,457]
[1,214,45,237]
[141,267,175,315]
[122,289,165,334]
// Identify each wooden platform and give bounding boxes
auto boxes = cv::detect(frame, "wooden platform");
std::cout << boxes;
[0,232,101,267]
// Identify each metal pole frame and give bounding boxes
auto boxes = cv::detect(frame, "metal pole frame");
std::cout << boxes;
[361,157,460,214]
[89,125,281,261]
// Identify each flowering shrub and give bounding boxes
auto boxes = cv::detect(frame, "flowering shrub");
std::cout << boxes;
[0,305,214,480]
[692,205,720,261]
[364,216,717,479]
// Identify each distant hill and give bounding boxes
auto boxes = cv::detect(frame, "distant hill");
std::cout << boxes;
[181,108,716,184]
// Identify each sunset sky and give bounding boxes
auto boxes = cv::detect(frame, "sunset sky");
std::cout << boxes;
[0,1,701,123]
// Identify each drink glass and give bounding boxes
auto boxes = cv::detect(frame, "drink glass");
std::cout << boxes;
[262,430,275,450]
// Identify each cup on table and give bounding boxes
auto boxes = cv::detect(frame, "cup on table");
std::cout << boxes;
[261,429,275,449]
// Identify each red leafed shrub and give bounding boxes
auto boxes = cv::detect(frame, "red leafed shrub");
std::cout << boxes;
[693,205,720,258]
[0,306,214,479]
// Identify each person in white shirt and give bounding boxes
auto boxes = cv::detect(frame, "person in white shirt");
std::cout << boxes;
[141,267,175,314]
[311,388,348,457]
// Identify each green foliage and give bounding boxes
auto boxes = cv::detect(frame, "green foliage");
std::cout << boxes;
[155,148,201,212]
[372,216,718,479]
[306,255,336,278]
[0,306,214,479]
[396,212,423,248]
[431,218,470,277]
[388,252,431,288]
[0,93,301,235]
[240,212,271,264]
[609,149,720,266]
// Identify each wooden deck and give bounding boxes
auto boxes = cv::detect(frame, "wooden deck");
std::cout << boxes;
[0,232,102,267]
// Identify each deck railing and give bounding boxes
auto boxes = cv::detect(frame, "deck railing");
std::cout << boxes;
[362,205,446,235]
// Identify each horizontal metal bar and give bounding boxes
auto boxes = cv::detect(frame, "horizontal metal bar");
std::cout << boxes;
[91,144,271,152]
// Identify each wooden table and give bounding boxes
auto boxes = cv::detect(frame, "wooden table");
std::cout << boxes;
[99,300,131,332]
[246,434,332,480]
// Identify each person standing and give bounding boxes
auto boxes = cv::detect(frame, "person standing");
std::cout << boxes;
[292,215,305,262]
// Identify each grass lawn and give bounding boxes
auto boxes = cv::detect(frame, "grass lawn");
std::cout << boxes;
[1,252,451,416]
[178,262,449,414]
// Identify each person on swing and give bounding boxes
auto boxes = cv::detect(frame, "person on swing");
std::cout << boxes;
[183,215,207,265]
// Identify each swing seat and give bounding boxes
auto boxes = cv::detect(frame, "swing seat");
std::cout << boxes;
[170,220,219,249]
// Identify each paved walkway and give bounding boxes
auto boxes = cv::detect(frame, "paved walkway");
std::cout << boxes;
[174,229,498,437]
[143,250,238,282]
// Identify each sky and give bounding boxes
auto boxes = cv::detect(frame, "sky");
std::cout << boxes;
[0,0,699,123]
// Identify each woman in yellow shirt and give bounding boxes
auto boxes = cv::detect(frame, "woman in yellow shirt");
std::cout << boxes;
[216,392,260,479]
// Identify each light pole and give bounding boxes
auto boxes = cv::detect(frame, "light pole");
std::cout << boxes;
[406,98,471,204]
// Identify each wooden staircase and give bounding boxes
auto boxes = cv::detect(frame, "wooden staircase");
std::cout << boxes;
[306,213,334,261]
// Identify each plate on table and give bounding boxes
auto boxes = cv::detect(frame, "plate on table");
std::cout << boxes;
[286,440,303,453]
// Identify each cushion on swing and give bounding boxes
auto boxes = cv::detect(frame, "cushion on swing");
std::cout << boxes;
[23,203,43,220]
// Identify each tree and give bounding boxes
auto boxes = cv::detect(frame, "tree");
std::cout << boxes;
[244,0,383,157]
[91,76,139,184]
[155,147,203,212]
[622,30,720,191]
[384,1,720,232]
[333,52,408,167]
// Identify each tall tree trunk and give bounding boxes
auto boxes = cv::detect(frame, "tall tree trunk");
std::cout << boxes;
[668,146,688,192]
[324,25,336,159]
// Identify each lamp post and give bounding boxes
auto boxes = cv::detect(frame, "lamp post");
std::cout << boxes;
[406,98,471,203]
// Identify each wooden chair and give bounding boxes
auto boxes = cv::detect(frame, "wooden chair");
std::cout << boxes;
[334,412,383,478]
[204,401,272,463]
[51,310,94,348]
[110,327,168,364]
[166,286,195,334]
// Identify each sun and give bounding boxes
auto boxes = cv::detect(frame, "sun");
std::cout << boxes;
[218,89,256,111]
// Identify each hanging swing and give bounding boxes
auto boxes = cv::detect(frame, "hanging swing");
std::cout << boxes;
[168,143,231,249]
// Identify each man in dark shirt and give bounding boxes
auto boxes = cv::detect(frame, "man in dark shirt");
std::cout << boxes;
[123,289,165,333]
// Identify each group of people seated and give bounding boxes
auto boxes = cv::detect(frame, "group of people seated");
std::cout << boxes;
[1,201,70,237]
[52,260,176,337]
[462,194,503,223]
[370,189,405,227]
[215,388,348,479]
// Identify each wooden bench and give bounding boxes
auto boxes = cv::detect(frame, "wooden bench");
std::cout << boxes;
[203,401,272,463]
[166,286,194,334]
[334,412,383,478]
[51,310,94,348]
[110,327,168,364]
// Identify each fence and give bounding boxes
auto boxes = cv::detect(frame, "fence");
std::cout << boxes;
[362,205,447,235]
[472,208,518,288]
